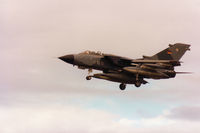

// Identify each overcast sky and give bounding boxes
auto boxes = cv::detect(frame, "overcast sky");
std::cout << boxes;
[1,0,200,132]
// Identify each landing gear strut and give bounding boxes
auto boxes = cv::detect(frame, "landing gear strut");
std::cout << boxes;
[86,69,93,80]
[88,68,93,74]
[119,83,126,90]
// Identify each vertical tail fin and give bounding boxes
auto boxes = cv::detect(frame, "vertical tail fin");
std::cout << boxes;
[149,43,190,60]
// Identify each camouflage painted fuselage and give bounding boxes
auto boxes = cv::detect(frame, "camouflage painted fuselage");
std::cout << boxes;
[59,43,190,88]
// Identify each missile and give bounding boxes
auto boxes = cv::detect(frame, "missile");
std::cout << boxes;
[91,73,136,84]
[123,67,171,79]
[143,64,173,69]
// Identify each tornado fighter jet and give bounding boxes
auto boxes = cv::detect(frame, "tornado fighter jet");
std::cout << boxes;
[59,43,190,90]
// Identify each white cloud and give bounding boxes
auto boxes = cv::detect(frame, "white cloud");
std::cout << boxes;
[0,104,133,133]
[0,104,200,133]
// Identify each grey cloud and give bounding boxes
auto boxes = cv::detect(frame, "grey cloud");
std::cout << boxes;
[167,106,200,121]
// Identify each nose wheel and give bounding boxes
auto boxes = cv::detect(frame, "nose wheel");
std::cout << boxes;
[119,83,126,90]
[86,76,92,80]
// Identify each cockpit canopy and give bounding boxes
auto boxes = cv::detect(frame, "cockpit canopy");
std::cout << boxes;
[80,50,103,55]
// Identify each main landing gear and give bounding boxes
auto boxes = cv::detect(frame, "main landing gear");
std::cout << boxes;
[135,81,141,87]
[119,81,141,90]
[135,74,142,87]
[119,81,142,90]
[119,83,126,90]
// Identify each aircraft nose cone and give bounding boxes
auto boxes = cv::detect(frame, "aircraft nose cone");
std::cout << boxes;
[59,54,74,64]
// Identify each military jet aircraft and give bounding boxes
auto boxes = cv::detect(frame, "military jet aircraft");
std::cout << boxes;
[59,43,190,90]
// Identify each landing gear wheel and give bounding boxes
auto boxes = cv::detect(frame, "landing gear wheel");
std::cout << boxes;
[119,83,126,90]
[86,76,92,80]
[135,81,141,87]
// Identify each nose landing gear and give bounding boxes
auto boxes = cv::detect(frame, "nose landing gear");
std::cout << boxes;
[86,76,92,80]
[86,69,93,80]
